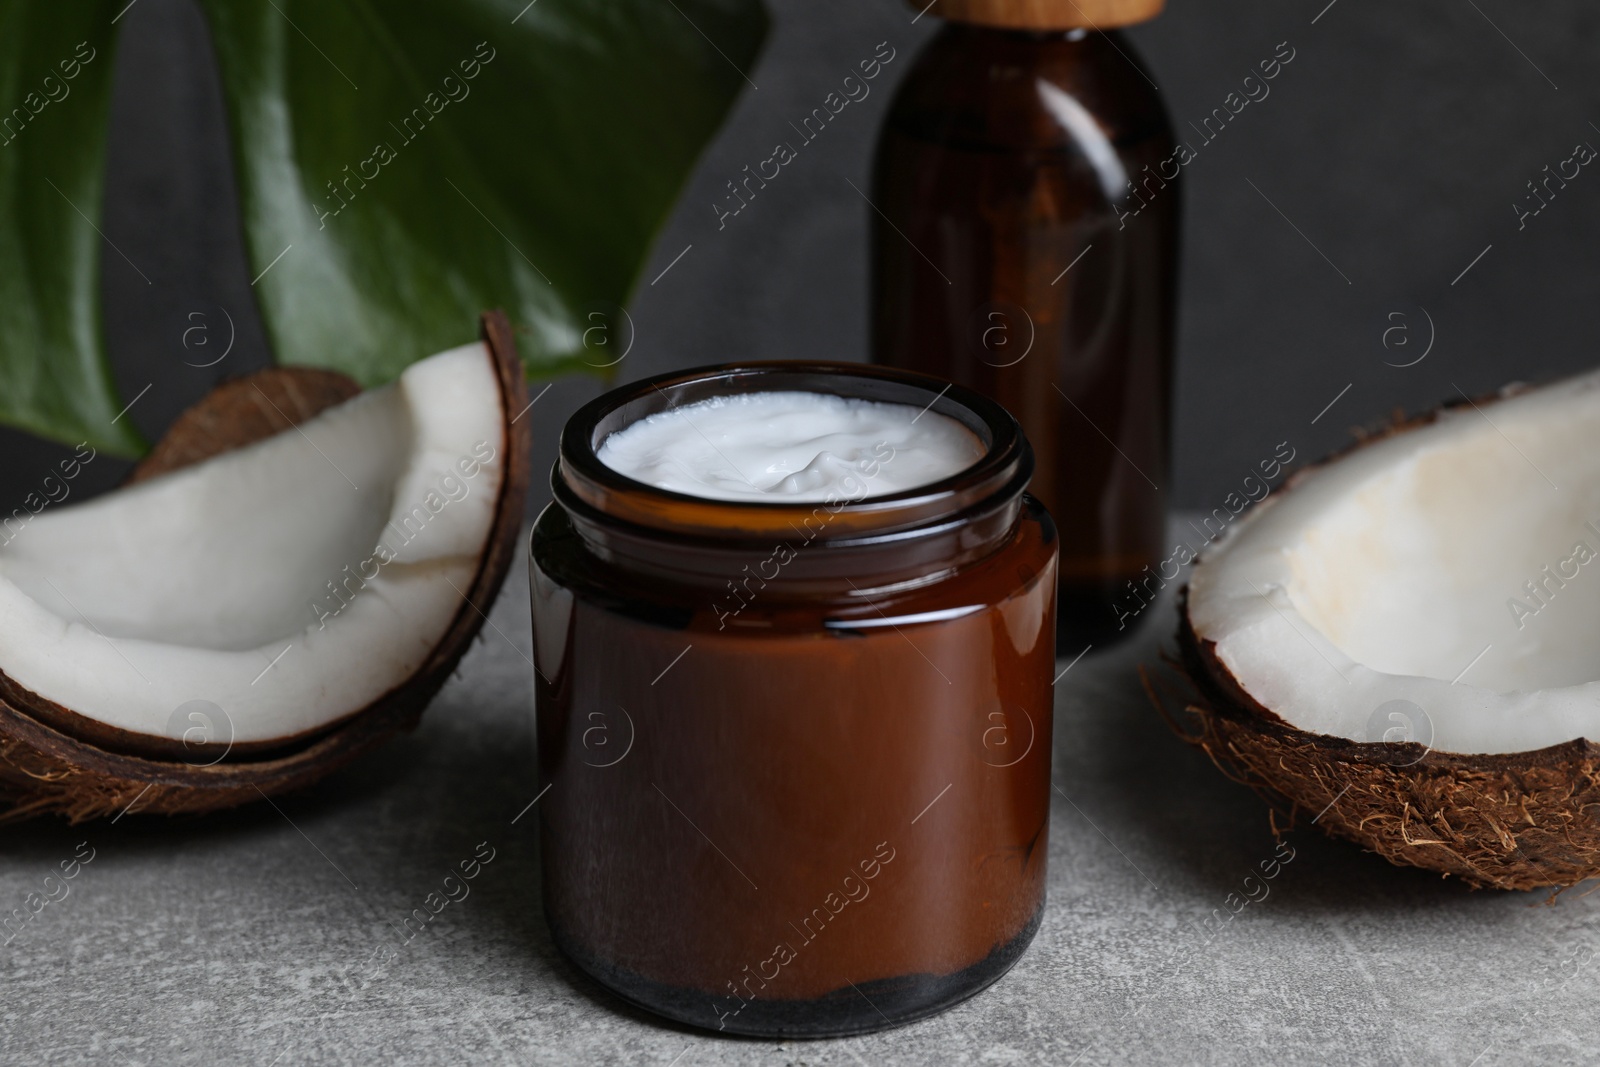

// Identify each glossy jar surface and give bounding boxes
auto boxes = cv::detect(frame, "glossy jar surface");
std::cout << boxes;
[530,362,1057,1037]
[872,23,1178,650]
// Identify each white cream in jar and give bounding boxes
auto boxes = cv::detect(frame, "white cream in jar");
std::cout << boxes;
[594,390,984,502]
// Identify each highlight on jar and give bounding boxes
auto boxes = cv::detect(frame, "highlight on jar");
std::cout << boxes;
[529,361,1058,1037]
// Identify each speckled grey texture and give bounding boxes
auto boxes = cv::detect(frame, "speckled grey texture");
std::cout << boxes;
[3,518,1594,1066]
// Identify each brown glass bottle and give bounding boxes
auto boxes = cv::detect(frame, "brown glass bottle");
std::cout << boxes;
[872,11,1178,650]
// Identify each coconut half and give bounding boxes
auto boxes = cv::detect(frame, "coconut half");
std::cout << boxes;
[1168,371,1600,889]
[0,311,530,821]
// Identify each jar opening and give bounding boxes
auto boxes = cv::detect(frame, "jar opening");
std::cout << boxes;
[557,362,1029,544]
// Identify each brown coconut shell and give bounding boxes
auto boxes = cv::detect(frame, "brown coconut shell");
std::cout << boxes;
[0,311,531,822]
[126,367,364,484]
[1155,381,1600,891]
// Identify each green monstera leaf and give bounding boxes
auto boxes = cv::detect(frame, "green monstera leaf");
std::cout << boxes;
[200,0,766,386]
[0,0,766,454]
[0,4,143,456]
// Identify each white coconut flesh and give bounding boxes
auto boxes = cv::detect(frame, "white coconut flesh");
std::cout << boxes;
[0,343,505,746]
[1189,371,1600,756]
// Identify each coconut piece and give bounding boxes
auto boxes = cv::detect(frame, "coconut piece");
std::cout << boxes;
[1168,372,1600,890]
[0,311,530,821]
[127,368,364,484]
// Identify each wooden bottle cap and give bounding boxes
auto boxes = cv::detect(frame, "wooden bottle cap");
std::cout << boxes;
[912,0,1165,30]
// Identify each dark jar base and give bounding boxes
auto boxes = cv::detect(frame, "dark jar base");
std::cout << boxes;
[550,906,1045,1040]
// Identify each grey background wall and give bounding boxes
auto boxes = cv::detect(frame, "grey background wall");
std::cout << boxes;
[2,0,1596,517]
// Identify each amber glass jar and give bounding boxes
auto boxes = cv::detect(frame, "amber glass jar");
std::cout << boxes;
[530,362,1056,1037]
[872,3,1178,650]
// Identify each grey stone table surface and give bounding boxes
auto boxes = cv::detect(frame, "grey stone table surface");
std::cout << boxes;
[4,518,1596,1067]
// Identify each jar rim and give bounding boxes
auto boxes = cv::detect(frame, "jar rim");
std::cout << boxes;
[556,361,1030,543]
